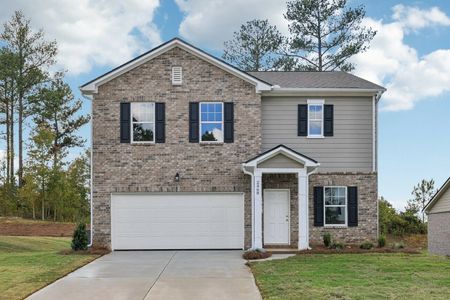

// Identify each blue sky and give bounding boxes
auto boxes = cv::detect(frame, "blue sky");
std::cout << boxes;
[1,0,450,210]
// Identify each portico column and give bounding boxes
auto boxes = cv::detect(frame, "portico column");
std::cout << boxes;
[254,170,263,249]
[298,170,309,250]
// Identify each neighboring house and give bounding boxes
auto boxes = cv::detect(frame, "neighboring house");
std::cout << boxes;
[80,38,385,251]
[424,178,450,255]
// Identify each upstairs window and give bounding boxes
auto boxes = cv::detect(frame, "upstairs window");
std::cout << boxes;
[131,102,155,143]
[308,102,323,137]
[324,186,347,226]
[200,102,223,142]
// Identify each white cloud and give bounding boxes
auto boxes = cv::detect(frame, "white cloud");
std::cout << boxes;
[175,0,288,49]
[351,6,450,111]
[0,0,161,74]
[392,4,450,30]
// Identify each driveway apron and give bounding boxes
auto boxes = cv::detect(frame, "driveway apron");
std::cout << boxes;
[27,250,261,300]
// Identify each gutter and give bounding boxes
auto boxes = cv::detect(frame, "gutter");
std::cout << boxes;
[265,87,386,94]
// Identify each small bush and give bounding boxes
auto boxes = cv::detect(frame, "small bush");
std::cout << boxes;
[378,235,386,248]
[391,241,405,250]
[329,241,344,250]
[71,223,88,251]
[243,248,272,260]
[360,241,374,250]
[323,233,332,247]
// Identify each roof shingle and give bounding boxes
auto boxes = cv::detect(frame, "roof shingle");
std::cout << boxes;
[248,71,385,90]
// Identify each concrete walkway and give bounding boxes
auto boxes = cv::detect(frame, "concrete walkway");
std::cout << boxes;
[27,251,261,300]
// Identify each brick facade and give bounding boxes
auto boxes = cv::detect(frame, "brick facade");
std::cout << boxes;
[428,212,450,256]
[309,173,378,245]
[261,173,378,248]
[91,45,378,250]
[92,47,261,248]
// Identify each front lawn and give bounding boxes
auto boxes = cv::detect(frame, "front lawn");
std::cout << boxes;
[250,253,450,300]
[0,236,98,300]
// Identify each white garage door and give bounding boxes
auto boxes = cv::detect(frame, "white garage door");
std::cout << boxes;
[111,193,244,250]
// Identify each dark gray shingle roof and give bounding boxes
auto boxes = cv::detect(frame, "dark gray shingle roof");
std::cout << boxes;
[248,71,385,90]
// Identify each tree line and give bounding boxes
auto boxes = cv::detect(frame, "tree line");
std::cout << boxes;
[0,11,90,222]
[379,179,435,236]
[222,0,376,72]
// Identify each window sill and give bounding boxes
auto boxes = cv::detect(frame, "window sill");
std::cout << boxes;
[307,135,324,139]
[199,142,224,145]
[324,225,348,229]
[130,142,155,145]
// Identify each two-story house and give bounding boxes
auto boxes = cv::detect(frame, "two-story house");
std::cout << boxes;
[80,38,385,251]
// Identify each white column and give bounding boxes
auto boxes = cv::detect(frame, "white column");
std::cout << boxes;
[298,170,309,250]
[254,171,263,249]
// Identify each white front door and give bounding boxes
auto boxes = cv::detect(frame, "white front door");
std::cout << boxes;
[263,190,290,245]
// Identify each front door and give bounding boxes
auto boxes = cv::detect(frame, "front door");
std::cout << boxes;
[264,190,290,245]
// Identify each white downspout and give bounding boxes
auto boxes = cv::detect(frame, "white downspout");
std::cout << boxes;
[83,94,94,248]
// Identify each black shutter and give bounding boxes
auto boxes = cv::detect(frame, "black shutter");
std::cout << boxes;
[189,102,199,143]
[155,103,165,143]
[324,104,334,136]
[314,186,324,226]
[120,102,130,143]
[224,102,234,143]
[298,104,308,136]
[348,186,358,227]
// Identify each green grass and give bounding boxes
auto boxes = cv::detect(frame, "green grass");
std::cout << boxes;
[250,253,450,300]
[0,236,98,300]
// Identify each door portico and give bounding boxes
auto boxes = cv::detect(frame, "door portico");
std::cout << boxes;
[242,145,320,250]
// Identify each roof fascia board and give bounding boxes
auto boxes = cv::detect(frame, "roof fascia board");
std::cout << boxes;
[424,178,450,212]
[80,39,272,95]
[262,88,385,97]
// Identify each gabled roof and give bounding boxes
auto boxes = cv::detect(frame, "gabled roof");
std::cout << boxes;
[243,144,319,168]
[424,177,450,213]
[248,71,385,91]
[80,38,272,94]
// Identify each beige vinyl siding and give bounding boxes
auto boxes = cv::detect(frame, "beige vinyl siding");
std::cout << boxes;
[261,96,374,173]
[258,153,305,168]
[429,187,450,214]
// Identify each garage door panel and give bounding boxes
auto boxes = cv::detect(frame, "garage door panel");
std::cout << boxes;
[111,193,244,250]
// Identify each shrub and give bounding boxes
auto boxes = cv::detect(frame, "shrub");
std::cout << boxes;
[71,223,88,251]
[323,233,332,247]
[243,248,272,260]
[378,235,386,248]
[329,241,344,250]
[360,241,374,250]
[391,241,405,250]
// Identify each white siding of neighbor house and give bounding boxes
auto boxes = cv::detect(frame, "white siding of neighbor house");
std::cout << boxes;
[429,186,450,214]
[261,96,374,173]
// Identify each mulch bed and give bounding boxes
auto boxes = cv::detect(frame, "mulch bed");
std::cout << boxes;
[294,245,421,255]
[0,218,76,237]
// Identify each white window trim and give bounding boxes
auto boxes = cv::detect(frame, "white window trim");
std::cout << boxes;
[324,186,347,227]
[199,102,224,143]
[130,102,156,144]
[307,99,324,138]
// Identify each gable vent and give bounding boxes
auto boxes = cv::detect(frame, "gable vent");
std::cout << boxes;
[172,66,182,85]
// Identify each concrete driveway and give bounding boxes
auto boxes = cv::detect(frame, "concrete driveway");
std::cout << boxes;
[27,251,261,300]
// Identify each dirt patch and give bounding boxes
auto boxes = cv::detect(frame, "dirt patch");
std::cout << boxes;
[59,246,110,256]
[0,217,76,237]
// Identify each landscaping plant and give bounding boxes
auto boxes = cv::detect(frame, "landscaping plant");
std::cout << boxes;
[378,235,386,248]
[323,232,332,247]
[71,222,88,251]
